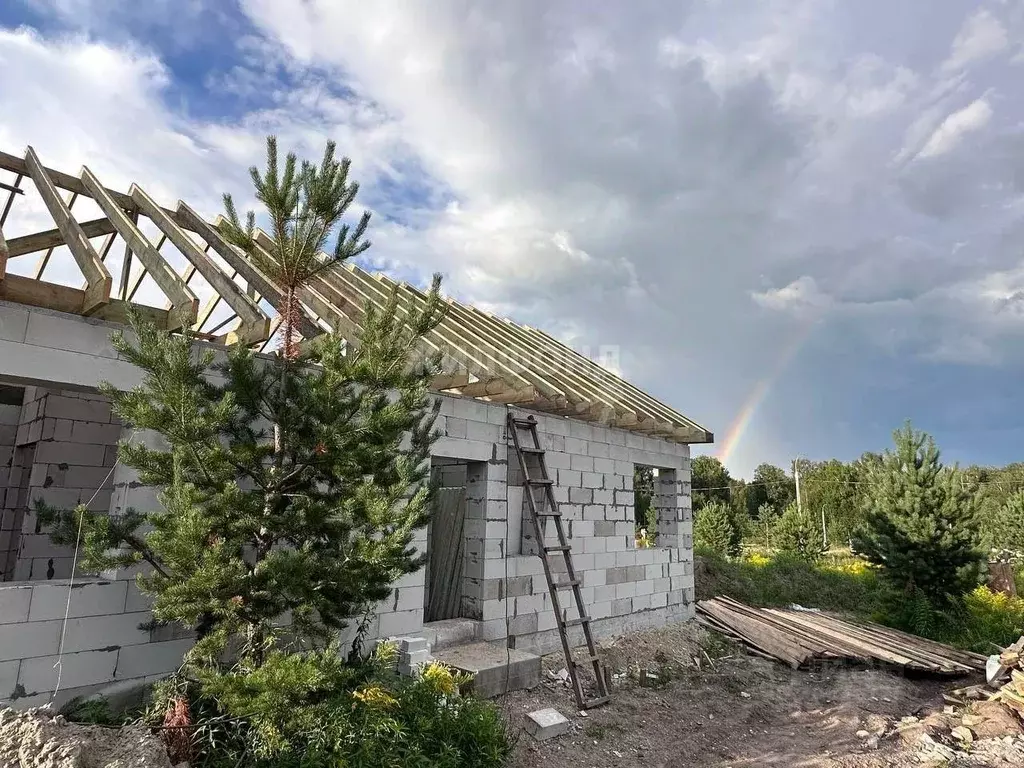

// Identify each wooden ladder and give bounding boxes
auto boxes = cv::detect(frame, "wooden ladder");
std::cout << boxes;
[507,412,610,710]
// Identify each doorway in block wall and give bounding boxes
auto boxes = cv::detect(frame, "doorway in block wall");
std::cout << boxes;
[0,384,26,581]
[634,464,657,547]
[425,458,469,622]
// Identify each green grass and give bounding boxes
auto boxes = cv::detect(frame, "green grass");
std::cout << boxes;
[695,549,1024,653]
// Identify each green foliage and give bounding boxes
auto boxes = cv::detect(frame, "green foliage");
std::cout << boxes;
[796,458,862,544]
[745,463,795,520]
[695,550,891,618]
[152,643,512,768]
[633,465,656,532]
[696,551,1024,652]
[38,138,447,669]
[756,502,779,549]
[694,501,739,557]
[691,455,732,509]
[220,136,371,357]
[851,422,983,606]
[772,503,826,562]
[988,490,1024,559]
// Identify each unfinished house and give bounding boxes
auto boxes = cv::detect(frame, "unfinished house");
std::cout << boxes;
[0,146,712,709]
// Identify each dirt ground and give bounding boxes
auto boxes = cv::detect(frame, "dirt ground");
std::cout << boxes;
[502,622,1022,767]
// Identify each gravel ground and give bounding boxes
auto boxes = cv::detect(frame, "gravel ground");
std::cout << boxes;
[502,621,1023,767]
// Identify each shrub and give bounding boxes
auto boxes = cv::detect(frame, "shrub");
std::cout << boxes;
[990,490,1024,561]
[694,501,740,557]
[773,504,826,562]
[145,641,512,768]
[852,422,983,606]
[696,549,891,617]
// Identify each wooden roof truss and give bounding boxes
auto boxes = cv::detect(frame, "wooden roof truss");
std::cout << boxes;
[0,146,712,444]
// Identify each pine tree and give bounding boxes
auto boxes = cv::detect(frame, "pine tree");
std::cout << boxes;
[851,422,982,605]
[694,501,739,557]
[772,503,825,562]
[990,490,1024,560]
[40,137,447,668]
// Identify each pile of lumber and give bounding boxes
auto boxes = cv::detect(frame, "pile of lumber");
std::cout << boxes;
[987,637,1024,719]
[696,596,987,675]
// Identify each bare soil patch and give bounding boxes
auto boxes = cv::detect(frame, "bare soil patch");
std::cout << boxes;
[503,621,1022,767]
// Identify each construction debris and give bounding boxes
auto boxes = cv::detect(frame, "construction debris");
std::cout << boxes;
[987,636,1024,719]
[696,596,987,674]
[524,708,571,742]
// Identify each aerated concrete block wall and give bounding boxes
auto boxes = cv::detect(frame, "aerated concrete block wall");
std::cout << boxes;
[0,579,191,710]
[0,387,122,581]
[429,394,694,656]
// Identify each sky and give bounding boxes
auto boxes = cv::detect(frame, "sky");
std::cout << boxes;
[2,0,1024,478]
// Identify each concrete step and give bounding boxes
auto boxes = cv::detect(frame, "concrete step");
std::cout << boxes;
[434,642,541,698]
[421,618,480,651]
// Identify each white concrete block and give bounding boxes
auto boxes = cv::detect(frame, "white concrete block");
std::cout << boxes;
[582,472,603,488]
[0,620,62,662]
[569,454,593,472]
[0,585,33,625]
[432,437,493,462]
[28,580,128,621]
[0,304,30,343]
[0,660,19,699]
[18,648,118,695]
[114,638,193,680]
[563,437,588,455]
[62,611,153,653]
[525,708,570,741]
[377,609,423,638]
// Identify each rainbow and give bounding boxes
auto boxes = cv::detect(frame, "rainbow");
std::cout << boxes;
[715,317,820,469]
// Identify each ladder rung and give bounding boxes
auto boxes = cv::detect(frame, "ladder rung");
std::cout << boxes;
[520,446,544,454]
[511,417,537,427]
[563,616,592,627]
[583,695,610,709]
[553,579,580,588]
[527,478,553,486]
[535,509,561,517]
[544,545,571,553]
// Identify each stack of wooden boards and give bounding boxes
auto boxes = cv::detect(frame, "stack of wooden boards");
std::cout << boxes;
[697,596,987,675]
[987,637,1024,718]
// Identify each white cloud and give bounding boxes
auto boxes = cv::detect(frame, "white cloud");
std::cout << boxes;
[916,98,993,158]
[7,1,1024,475]
[751,276,832,316]
[942,9,1008,73]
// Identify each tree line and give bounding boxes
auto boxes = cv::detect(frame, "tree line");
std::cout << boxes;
[690,438,1024,559]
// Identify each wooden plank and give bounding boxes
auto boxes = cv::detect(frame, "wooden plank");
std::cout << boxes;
[696,601,811,668]
[23,147,111,313]
[0,273,167,326]
[4,218,117,258]
[0,225,7,280]
[130,186,270,344]
[82,170,197,330]
[0,150,138,211]
[326,264,502,383]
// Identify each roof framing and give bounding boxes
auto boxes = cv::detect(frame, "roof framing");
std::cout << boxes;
[0,145,713,444]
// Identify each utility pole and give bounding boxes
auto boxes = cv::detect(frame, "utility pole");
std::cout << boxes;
[793,458,802,514]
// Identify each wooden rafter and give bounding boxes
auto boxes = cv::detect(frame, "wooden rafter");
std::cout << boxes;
[0,225,7,281]
[0,145,712,443]
[23,147,111,313]
[83,169,198,330]
[130,187,268,344]
[4,218,117,258]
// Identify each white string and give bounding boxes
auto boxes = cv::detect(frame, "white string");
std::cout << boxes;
[49,428,137,705]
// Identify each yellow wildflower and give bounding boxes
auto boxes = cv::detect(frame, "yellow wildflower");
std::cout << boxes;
[352,685,398,709]
[421,662,458,696]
